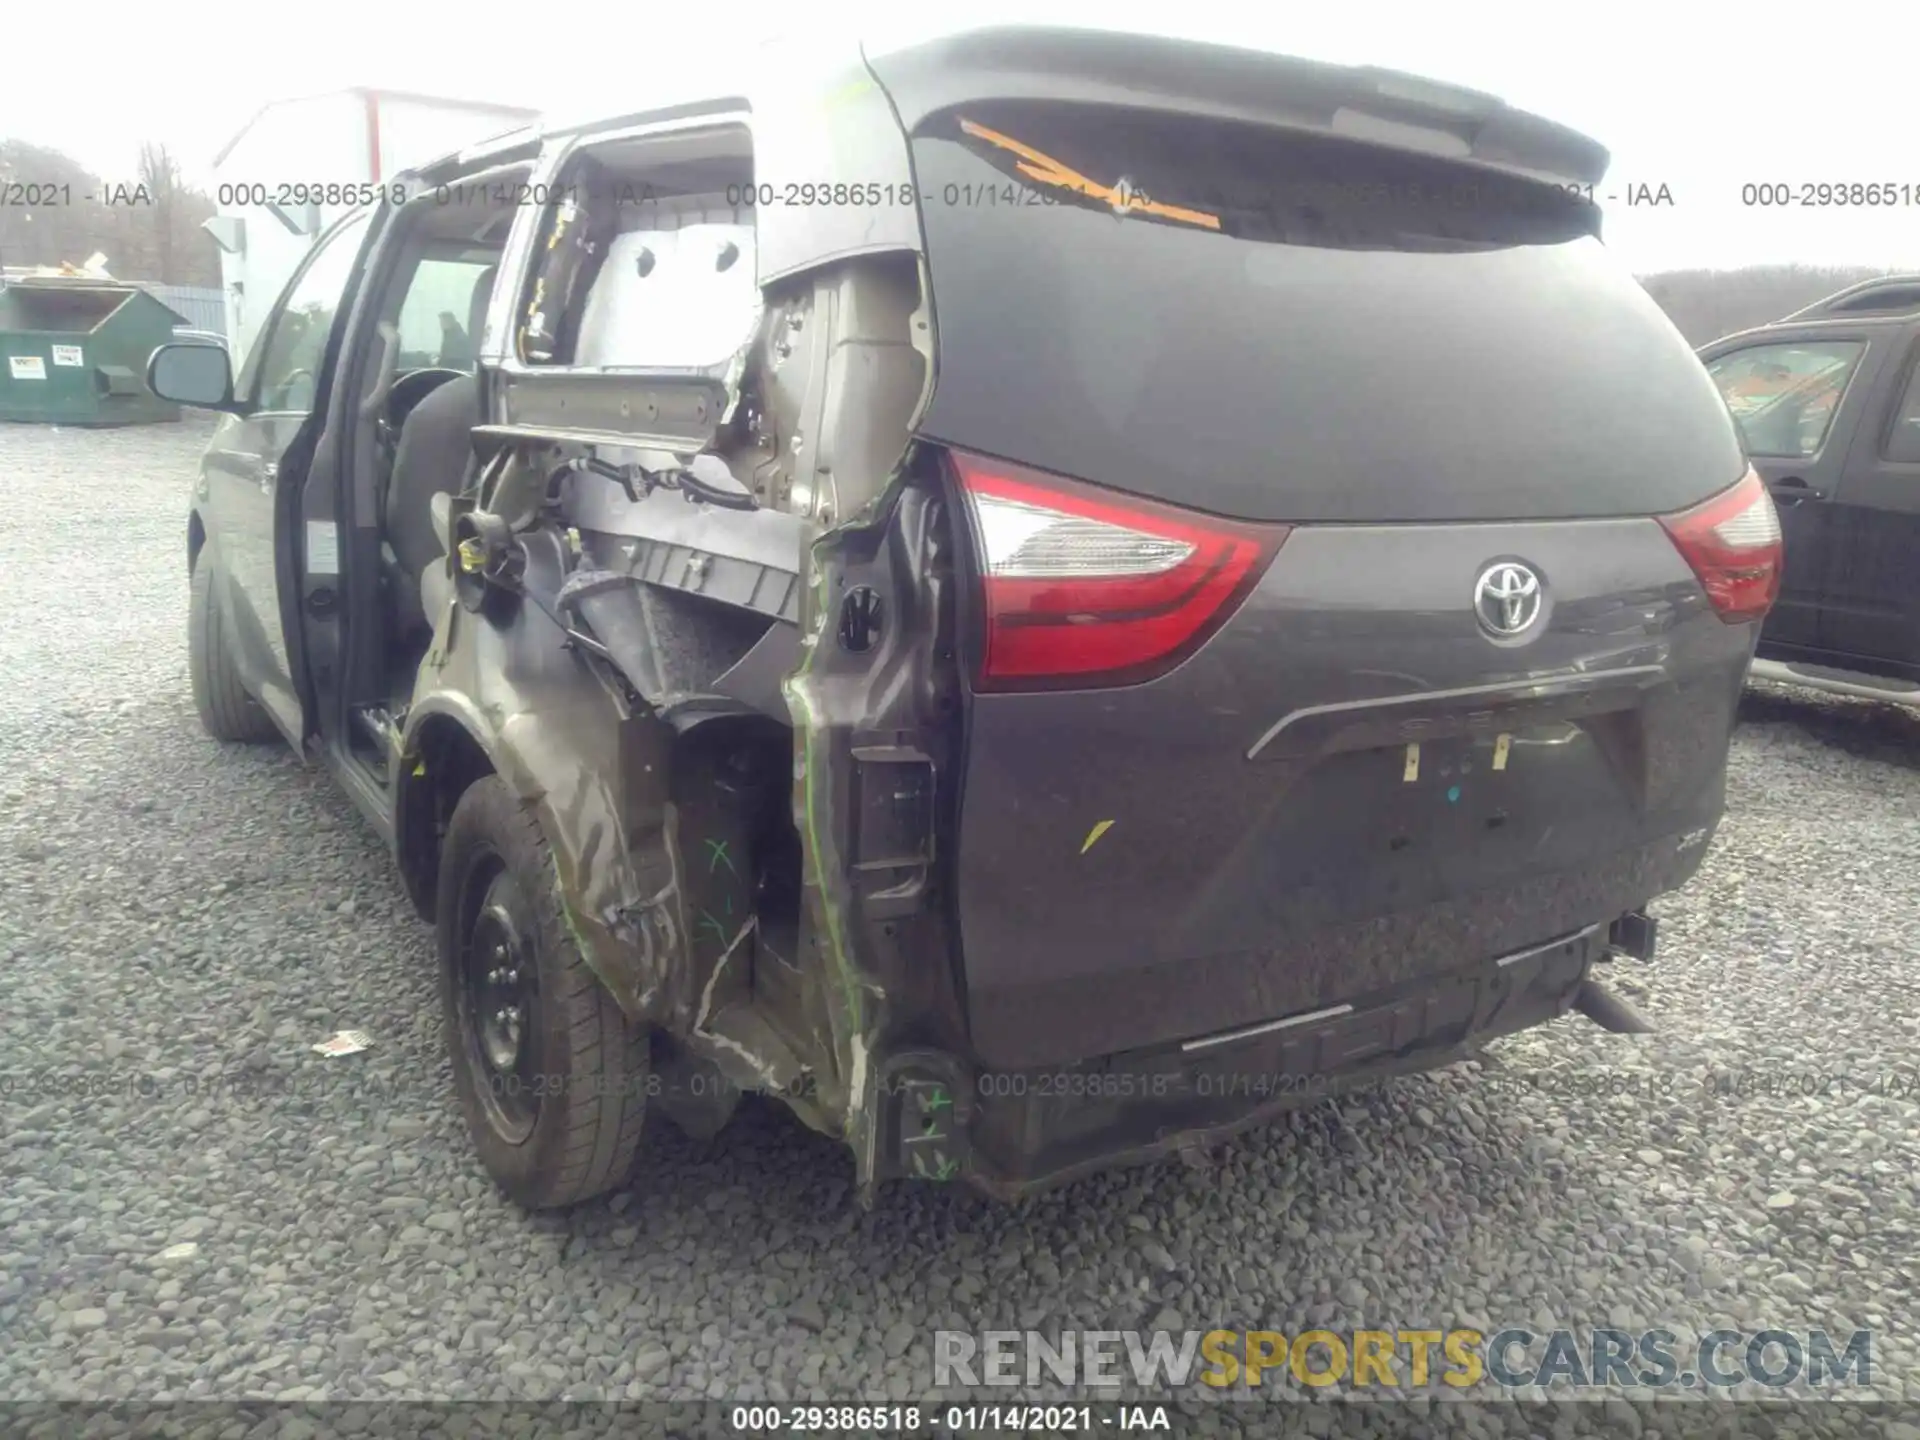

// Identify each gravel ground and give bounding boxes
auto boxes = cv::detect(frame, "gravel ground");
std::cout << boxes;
[1,421,1917,1437]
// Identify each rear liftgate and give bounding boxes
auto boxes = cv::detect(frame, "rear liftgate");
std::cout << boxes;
[929,450,1770,1186]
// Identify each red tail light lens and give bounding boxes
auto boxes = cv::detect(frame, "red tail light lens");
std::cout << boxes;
[949,450,1291,689]
[1657,467,1783,624]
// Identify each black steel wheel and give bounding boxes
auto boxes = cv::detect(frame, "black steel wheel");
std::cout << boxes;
[436,775,651,1209]
[454,858,541,1144]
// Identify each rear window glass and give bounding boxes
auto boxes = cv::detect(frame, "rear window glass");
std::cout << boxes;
[908,103,1745,523]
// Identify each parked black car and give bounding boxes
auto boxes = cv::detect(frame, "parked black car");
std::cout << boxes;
[1701,275,1920,704]
[147,26,1771,1209]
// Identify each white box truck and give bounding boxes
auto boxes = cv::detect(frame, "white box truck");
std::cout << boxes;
[207,88,538,368]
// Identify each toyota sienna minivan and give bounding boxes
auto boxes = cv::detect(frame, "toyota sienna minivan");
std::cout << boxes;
[147,24,1775,1207]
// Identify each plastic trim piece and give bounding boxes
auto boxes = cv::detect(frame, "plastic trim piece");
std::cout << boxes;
[1244,666,1670,760]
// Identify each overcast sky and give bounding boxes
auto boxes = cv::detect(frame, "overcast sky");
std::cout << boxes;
[1,0,1912,273]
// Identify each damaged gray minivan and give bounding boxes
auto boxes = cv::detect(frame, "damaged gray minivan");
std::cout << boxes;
[149,26,1777,1208]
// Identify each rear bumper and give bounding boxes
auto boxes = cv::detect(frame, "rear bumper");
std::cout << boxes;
[877,922,1609,1199]
[964,835,1708,1071]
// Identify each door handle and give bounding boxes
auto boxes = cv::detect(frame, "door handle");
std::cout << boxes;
[1767,476,1822,506]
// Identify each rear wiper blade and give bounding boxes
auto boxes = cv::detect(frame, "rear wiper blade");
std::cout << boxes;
[956,118,1222,232]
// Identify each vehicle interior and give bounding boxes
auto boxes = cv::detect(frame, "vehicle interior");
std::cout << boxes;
[1705,345,1859,458]
[361,137,773,701]
[364,185,519,679]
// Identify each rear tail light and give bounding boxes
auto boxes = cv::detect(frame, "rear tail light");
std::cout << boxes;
[949,449,1291,689]
[1657,466,1782,624]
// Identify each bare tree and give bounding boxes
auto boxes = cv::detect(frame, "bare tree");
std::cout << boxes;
[138,141,182,282]
[0,140,99,272]
[1639,264,1902,346]
[0,137,218,285]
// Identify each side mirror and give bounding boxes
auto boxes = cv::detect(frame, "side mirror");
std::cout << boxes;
[147,342,247,415]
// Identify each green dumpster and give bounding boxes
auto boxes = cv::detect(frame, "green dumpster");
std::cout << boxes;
[0,278,187,425]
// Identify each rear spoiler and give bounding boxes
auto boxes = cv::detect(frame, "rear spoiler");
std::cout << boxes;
[863,26,1609,191]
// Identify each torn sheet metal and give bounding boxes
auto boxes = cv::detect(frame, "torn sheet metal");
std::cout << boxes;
[400,488,815,1116]
[780,470,969,1188]
[396,256,940,1187]
[400,475,685,1026]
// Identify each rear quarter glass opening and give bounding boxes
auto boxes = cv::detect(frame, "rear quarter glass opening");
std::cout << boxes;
[907,101,1747,524]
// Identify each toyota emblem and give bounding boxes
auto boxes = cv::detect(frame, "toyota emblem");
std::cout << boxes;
[1474,561,1544,637]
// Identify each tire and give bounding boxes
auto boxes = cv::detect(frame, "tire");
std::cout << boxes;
[189,557,278,743]
[437,775,650,1210]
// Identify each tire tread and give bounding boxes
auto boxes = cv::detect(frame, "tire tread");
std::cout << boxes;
[188,560,277,743]
[439,776,648,1210]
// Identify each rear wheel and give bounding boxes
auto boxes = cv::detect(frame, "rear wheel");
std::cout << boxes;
[437,775,650,1209]
[188,557,277,743]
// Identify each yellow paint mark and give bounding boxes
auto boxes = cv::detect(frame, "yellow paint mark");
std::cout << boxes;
[1402,743,1421,783]
[1080,820,1116,855]
[826,77,877,109]
[1492,734,1511,772]
[412,760,427,778]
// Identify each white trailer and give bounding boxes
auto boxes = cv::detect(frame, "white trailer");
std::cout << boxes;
[206,88,538,367]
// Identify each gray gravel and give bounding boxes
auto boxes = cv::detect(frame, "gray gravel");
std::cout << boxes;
[2,422,1918,1436]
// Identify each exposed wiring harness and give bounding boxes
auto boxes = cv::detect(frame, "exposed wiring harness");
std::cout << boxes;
[548,455,759,512]
[454,448,753,696]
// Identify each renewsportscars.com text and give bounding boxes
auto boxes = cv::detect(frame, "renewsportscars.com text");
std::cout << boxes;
[934,1327,1872,1394]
